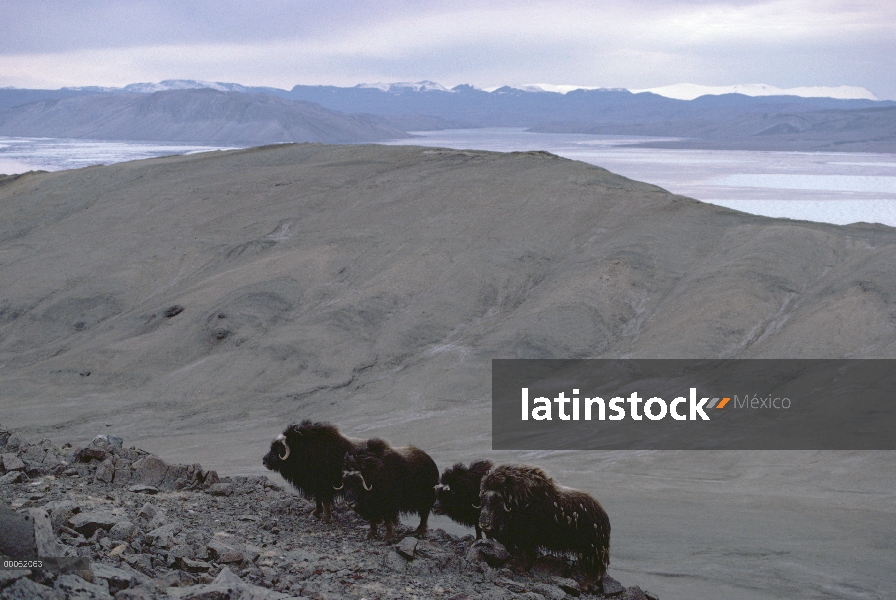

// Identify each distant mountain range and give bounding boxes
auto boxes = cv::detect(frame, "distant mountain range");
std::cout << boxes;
[49,79,883,101]
[0,89,408,145]
[0,80,893,151]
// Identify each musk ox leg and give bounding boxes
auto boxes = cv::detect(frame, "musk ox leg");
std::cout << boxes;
[321,501,333,523]
[475,525,482,540]
[414,510,430,537]
[509,548,537,573]
[313,500,324,520]
[578,555,607,594]
[383,519,395,543]
[366,520,379,540]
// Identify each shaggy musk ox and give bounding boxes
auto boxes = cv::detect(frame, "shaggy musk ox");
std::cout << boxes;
[479,464,611,591]
[262,420,365,522]
[339,438,439,542]
[433,460,494,539]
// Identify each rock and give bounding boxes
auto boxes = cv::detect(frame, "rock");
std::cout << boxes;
[551,576,581,595]
[19,446,47,464]
[1,577,65,600]
[68,511,119,537]
[621,586,650,600]
[202,470,220,487]
[1,453,26,472]
[465,538,511,568]
[127,484,158,495]
[207,538,244,564]
[176,557,211,573]
[22,508,65,557]
[529,583,569,600]
[167,544,194,567]
[123,554,154,576]
[90,563,138,594]
[0,471,24,485]
[166,566,294,599]
[93,458,115,484]
[112,464,132,486]
[145,521,183,547]
[109,543,128,558]
[601,575,626,596]
[91,435,124,450]
[111,587,155,600]
[136,502,158,521]
[207,482,233,496]
[396,536,418,560]
[129,456,169,488]
[43,499,81,529]
[53,573,114,600]
[0,504,39,559]
[73,447,107,463]
[107,520,135,540]
[161,464,192,490]
[383,550,407,573]
[0,568,31,587]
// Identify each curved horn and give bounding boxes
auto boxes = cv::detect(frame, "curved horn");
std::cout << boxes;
[333,482,344,490]
[360,474,373,491]
[277,436,290,461]
[502,500,512,512]
[471,502,481,509]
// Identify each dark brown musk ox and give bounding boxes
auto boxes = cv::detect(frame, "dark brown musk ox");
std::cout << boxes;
[433,459,494,539]
[338,438,439,542]
[262,420,365,523]
[478,464,611,592]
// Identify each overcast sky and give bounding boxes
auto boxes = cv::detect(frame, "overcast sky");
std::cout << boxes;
[2,0,894,98]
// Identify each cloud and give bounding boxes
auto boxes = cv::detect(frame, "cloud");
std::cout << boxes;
[1,0,893,97]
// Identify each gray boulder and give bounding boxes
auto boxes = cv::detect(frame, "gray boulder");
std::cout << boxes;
[68,511,120,537]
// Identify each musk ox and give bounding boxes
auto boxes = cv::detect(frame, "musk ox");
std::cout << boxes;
[478,464,611,591]
[433,459,494,539]
[339,438,439,542]
[262,420,365,523]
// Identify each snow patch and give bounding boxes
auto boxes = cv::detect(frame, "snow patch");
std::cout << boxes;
[355,81,450,93]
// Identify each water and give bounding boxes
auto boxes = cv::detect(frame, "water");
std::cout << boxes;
[382,128,896,228]
[0,136,236,175]
[4,132,895,228]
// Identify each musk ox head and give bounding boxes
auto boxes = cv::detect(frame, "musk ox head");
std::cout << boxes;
[477,486,513,536]
[262,419,351,477]
[433,460,493,518]
[478,464,542,536]
[263,433,291,471]
[340,447,380,510]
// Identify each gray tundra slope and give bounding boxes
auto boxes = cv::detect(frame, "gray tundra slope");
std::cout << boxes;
[0,144,894,599]
[0,88,409,144]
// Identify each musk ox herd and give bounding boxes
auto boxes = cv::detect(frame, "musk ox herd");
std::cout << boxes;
[264,420,611,591]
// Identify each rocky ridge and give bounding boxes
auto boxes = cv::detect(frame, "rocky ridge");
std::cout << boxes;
[0,425,655,600]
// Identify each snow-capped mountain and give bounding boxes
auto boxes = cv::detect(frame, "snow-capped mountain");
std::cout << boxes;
[62,80,253,93]
[122,80,252,93]
[355,81,450,93]
[501,84,625,94]
[628,83,879,101]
